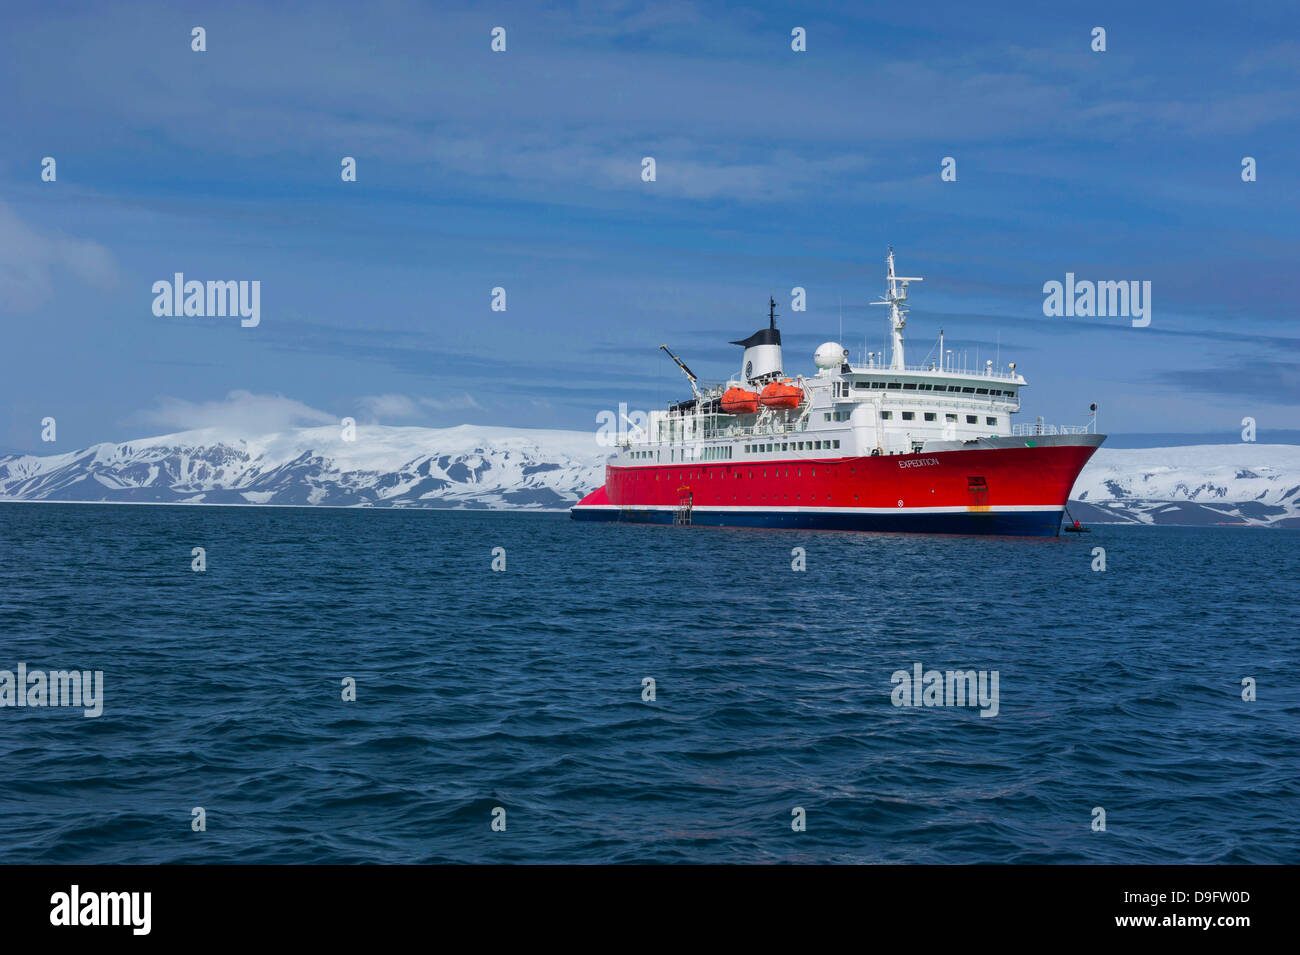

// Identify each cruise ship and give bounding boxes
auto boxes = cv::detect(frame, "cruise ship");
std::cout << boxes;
[571,250,1103,536]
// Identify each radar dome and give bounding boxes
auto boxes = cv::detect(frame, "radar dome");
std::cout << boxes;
[814,342,849,369]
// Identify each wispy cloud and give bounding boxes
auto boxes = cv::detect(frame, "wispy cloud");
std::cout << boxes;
[419,393,482,411]
[1156,358,1300,404]
[357,392,484,422]
[129,391,336,434]
[0,202,118,311]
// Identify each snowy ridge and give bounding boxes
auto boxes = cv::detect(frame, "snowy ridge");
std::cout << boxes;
[1069,444,1300,528]
[1,428,1298,526]
[0,425,608,510]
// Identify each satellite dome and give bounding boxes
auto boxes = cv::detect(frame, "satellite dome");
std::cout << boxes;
[814,342,848,369]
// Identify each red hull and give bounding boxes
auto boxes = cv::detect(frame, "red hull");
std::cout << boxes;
[593,444,1097,512]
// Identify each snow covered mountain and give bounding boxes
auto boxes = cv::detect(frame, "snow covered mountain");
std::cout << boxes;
[1068,444,1300,528]
[0,425,608,510]
[1,427,1298,527]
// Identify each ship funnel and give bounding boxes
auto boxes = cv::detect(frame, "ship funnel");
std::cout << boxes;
[730,297,784,384]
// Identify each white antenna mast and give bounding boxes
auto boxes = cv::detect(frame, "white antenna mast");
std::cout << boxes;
[870,247,923,370]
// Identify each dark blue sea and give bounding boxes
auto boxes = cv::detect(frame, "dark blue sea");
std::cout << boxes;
[1,502,1296,864]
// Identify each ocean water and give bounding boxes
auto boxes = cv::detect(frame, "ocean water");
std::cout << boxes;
[0,501,1296,864]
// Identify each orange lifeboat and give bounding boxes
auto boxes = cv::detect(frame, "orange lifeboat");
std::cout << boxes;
[759,380,802,410]
[721,387,760,415]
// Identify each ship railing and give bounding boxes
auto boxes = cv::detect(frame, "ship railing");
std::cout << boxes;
[1010,423,1091,436]
[700,421,810,440]
[651,418,813,443]
[848,363,1023,381]
[837,394,1021,413]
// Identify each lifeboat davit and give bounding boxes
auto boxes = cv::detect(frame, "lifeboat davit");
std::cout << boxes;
[759,380,802,410]
[721,387,760,415]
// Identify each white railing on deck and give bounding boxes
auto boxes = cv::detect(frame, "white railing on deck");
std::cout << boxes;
[848,363,1023,381]
[1010,423,1091,436]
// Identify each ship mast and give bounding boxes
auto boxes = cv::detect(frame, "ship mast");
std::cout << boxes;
[871,248,923,370]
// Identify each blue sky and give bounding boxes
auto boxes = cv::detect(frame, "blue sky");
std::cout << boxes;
[2,0,1298,453]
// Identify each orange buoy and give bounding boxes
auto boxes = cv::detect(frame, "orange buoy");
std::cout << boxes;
[721,387,760,415]
[759,380,802,410]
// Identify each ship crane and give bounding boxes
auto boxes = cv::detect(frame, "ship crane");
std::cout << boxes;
[659,344,702,399]
[869,247,923,370]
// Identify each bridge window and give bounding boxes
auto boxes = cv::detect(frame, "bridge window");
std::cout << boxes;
[924,412,936,421]
[966,415,977,424]
[881,411,892,419]
[902,412,915,421]
[986,417,997,426]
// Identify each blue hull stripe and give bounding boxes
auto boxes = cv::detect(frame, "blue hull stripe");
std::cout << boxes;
[571,506,1064,537]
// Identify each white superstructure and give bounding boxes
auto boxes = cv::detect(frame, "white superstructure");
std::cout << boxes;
[620,251,1092,466]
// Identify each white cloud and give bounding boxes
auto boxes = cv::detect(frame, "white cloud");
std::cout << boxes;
[358,394,420,418]
[0,202,119,311]
[130,390,336,434]
[419,393,482,412]
[421,132,872,201]
[131,391,488,435]
[356,392,483,422]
